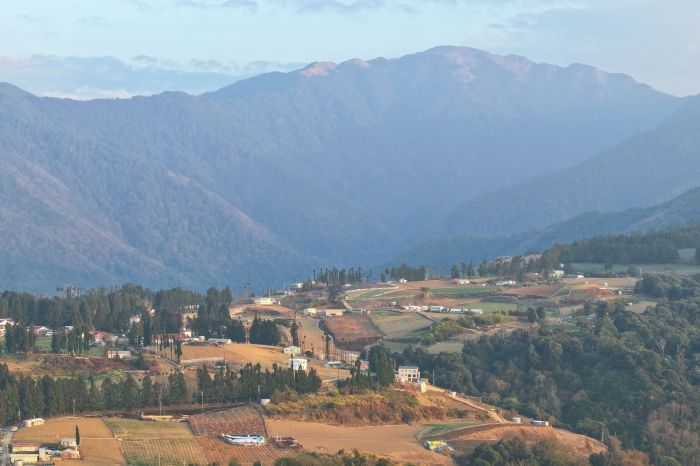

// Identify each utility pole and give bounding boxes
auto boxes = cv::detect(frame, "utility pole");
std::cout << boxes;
[201,390,204,413]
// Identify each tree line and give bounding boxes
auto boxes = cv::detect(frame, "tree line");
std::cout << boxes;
[0,361,322,426]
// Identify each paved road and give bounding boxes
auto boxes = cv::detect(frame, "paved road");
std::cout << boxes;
[1,427,14,466]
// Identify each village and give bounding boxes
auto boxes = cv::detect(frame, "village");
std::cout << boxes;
[0,257,667,465]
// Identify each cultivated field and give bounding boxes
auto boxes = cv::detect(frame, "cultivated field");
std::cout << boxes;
[105,418,194,440]
[121,439,207,465]
[196,436,289,465]
[266,419,452,465]
[189,406,267,437]
[503,284,565,298]
[14,417,123,465]
[321,314,383,348]
[370,310,432,339]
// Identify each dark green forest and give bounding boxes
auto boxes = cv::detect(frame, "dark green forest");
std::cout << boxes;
[0,362,321,425]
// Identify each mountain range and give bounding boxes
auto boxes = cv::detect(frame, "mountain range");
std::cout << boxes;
[401,185,700,269]
[0,46,697,291]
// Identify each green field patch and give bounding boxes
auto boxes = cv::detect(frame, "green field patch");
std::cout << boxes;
[430,286,500,298]
[348,289,392,300]
[370,310,432,339]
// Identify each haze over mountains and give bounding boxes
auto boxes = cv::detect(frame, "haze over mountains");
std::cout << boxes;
[0,46,698,291]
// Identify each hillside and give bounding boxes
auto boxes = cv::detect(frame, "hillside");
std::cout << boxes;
[400,186,700,268]
[441,94,700,237]
[0,47,683,291]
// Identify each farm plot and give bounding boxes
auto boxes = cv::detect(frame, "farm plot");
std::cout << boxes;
[189,406,267,437]
[105,418,194,440]
[14,417,123,465]
[430,286,500,298]
[121,439,207,465]
[266,419,451,465]
[322,314,384,348]
[370,310,432,339]
[196,437,289,466]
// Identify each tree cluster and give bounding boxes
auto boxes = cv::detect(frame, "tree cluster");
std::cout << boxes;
[249,316,281,345]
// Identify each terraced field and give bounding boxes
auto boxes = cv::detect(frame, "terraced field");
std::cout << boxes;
[370,310,432,339]
[121,439,207,465]
[197,437,289,465]
[189,406,267,437]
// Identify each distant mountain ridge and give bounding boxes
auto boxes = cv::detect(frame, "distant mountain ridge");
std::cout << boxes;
[401,185,700,269]
[0,46,686,291]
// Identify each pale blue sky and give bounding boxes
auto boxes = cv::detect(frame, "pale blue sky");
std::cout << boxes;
[1,0,698,98]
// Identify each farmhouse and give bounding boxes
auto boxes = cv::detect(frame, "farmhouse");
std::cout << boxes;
[107,350,132,360]
[254,296,274,306]
[283,345,301,356]
[0,318,15,336]
[321,308,344,317]
[303,307,317,316]
[29,325,51,336]
[286,358,308,371]
[60,437,78,448]
[10,441,41,464]
[22,417,45,428]
[395,365,420,383]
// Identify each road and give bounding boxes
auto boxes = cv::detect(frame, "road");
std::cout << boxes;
[1,427,14,466]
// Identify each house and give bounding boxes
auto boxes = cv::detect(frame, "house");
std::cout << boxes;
[495,280,516,286]
[181,310,199,331]
[321,309,344,317]
[286,358,308,371]
[429,306,444,313]
[60,437,78,449]
[129,315,141,325]
[303,307,317,316]
[22,418,45,428]
[0,318,15,337]
[29,325,51,336]
[466,309,484,316]
[395,365,420,383]
[10,441,40,464]
[254,297,274,306]
[283,345,301,356]
[552,270,565,278]
[452,278,470,285]
[60,448,81,459]
[399,278,408,284]
[107,350,132,360]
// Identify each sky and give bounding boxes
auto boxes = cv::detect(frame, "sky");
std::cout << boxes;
[1,0,699,98]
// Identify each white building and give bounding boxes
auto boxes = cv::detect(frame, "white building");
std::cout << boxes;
[60,437,78,449]
[395,365,420,383]
[321,309,344,317]
[0,318,15,337]
[254,297,274,306]
[303,307,317,316]
[129,315,141,325]
[286,358,308,371]
[283,345,301,356]
[22,418,45,428]
[107,350,132,360]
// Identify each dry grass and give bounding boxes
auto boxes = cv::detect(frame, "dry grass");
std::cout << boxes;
[121,439,207,465]
[442,424,606,458]
[14,417,122,465]
[181,341,348,381]
[371,310,432,339]
[105,418,194,440]
[503,284,565,298]
[0,354,42,374]
[266,419,451,465]
[189,406,267,437]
